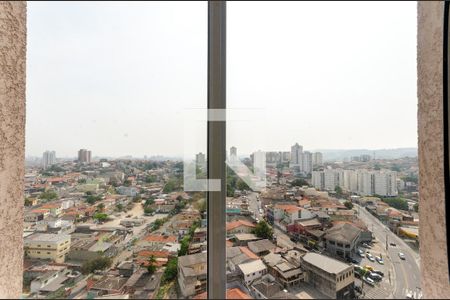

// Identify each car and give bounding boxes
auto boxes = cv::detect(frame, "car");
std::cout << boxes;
[390,242,397,247]
[372,270,384,277]
[354,285,362,293]
[357,249,365,257]
[347,257,359,264]
[398,252,406,260]
[362,243,372,249]
[366,253,375,262]
[364,265,374,271]
[375,256,384,264]
[368,272,383,281]
[363,276,375,286]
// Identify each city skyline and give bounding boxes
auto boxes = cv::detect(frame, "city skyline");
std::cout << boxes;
[26,1,417,157]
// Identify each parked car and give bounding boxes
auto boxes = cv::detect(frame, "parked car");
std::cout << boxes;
[376,256,384,264]
[368,272,383,281]
[390,242,397,247]
[362,243,372,249]
[364,265,374,272]
[363,276,375,286]
[357,249,365,257]
[372,270,384,277]
[366,253,375,262]
[398,252,406,260]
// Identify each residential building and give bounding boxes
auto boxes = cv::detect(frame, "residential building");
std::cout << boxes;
[226,220,256,236]
[77,149,92,163]
[196,152,206,171]
[324,223,362,258]
[178,252,207,298]
[42,151,56,170]
[302,253,355,299]
[24,233,71,263]
[238,259,268,285]
[302,151,313,174]
[312,152,323,166]
[290,143,303,169]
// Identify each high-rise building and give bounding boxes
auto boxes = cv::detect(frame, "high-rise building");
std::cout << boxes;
[42,151,56,170]
[196,152,206,171]
[290,143,303,169]
[230,146,237,163]
[78,149,92,163]
[302,151,313,174]
[312,152,323,166]
[252,150,266,178]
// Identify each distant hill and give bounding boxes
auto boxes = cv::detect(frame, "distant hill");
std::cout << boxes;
[313,148,418,162]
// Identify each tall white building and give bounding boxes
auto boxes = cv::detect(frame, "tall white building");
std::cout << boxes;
[373,171,398,196]
[290,143,303,168]
[302,151,313,174]
[42,151,56,170]
[312,169,344,191]
[252,150,266,178]
[78,149,92,163]
[312,152,323,166]
[196,152,206,171]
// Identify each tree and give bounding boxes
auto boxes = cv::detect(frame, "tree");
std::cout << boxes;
[24,197,33,206]
[39,190,58,201]
[344,201,354,210]
[253,220,273,240]
[334,186,343,196]
[381,197,409,211]
[123,179,132,187]
[178,236,190,256]
[144,207,155,215]
[413,203,419,212]
[116,203,124,211]
[133,195,142,203]
[163,180,176,193]
[97,203,105,212]
[291,178,309,187]
[162,258,178,283]
[81,257,112,274]
[78,178,87,184]
[147,255,157,275]
[236,179,250,191]
[145,198,155,206]
[93,213,108,222]
[145,175,157,183]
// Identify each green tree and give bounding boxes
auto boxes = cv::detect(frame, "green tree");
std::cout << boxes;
[162,258,178,283]
[97,203,105,212]
[39,190,58,201]
[144,207,155,215]
[163,180,176,193]
[291,178,309,187]
[93,213,108,222]
[178,236,190,256]
[413,203,419,212]
[252,220,273,240]
[334,186,343,196]
[147,255,157,275]
[236,179,250,191]
[145,198,155,206]
[145,175,157,183]
[133,195,142,203]
[123,179,132,187]
[24,197,33,206]
[81,257,112,274]
[381,197,409,211]
[116,203,124,211]
[344,201,354,210]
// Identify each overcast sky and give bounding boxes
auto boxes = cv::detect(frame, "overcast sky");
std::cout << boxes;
[26,1,417,158]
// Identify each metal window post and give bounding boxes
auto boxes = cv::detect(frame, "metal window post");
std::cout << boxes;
[207,1,226,299]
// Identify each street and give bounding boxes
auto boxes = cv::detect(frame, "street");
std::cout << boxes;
[355,204,422,299]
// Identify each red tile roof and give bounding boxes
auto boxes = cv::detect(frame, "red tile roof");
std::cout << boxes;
[193,288,252,299]
[137,250,169,258]
[226,220,256,232]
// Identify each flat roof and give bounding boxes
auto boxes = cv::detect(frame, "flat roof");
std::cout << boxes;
[238,259,266,275]
[25,233,70,243]
[302,253,350,274]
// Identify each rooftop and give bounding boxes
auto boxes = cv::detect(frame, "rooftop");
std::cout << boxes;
[302,253,351,274]
[25,233,70,243]
[238,259,266,275]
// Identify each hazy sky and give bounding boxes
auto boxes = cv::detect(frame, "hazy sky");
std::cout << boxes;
[26,1,417,158]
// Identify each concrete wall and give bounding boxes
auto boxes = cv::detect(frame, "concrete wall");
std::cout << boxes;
[0,1,26,298]
[417,1,450,298]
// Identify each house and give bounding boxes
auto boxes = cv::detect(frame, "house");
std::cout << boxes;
[273,204,314,231]
[29,265,72,294]
[262,252,303,287]
[193,287,253,299]
[301,253,355,299]
[192,227,207,243]
[238,259,268,285]
[178,252,207,298]
[233,233,261,246]
[250,274,296,299]
[88,276,128,297]
[248,239,276,257]
[24,233,71,263]
[324,223,362,258]
[141,235,177,247]
[226,220,256,236]
[287,217,322,236]
[226,246,259,273]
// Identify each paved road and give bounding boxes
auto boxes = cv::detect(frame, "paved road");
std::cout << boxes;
[246,192,261,220]
[355,204,422,299]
